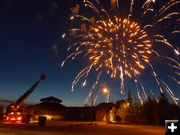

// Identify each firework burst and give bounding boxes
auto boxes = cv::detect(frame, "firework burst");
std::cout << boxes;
[62,0,180,104]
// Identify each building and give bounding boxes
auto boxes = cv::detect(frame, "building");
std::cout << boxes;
[66,107,92,121]
[26,97,118,122]
[95,102,116,122]
[27,96,67,121]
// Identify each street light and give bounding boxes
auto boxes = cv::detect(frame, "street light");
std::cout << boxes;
[102,88,110,103]
[102,88,108,93]
[123,102,130,108]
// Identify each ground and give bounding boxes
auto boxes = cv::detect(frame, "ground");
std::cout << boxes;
[0,121,164,135]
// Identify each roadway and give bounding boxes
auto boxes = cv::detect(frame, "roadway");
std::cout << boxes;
[0,121,164,135]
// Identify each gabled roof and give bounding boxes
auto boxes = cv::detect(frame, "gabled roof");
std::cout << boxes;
[96,102,115,111]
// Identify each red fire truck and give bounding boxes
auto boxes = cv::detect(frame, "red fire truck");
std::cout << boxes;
[3,74,45,123]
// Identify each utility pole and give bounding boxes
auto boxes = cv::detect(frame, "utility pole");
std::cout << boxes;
[90,89,94,124]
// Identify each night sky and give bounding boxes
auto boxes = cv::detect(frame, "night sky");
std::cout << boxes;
[0,0,179,106]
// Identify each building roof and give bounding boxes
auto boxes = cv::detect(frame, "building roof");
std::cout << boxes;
[28,102,67,112]
[27,96,66,113]
[40,96,62,104]
[95,102,115,111]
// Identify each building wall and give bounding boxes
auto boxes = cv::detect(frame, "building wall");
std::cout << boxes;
[95,111,108,121]
[66,107,92,121]
[95,107,116,122]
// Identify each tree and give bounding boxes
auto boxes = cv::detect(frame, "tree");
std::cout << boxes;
[115,100,126,123]
[159,93,169,105]
[157,93,170,125]
[133,96,142,124]
[125,90,134,123]
[140,96,157,124]
[168,103,180,120]
[127,89,132,105]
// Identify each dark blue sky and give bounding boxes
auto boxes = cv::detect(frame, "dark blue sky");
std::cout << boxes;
[0,0,179,106]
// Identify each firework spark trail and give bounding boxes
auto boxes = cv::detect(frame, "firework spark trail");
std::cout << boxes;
[142,0,156,9]
[155,12,180,25]
[62,0,180,104]
[140,82,148,101]
[171,76,180,84]
[72,63,94,91]
[82,79,87,86]
[83,88,101,105]
[152,73,164,93]
[148,63,164,93]
[150,90,159,103]
[84,91,92,105]
[144,24,153,29]
[158,0,180,15]
[129,0,134,18]
[71,67,88,92]
[135,79,143,105]
[163,56,180,66]
[84,71,102,105]
[171,65,180,70]
[175,72,180,76]
[142,8,154,18]
[172,30,180,33]
[137,89,143,105]
[160,79,179,104]
[70,15,92,23]
[94,95,98,105]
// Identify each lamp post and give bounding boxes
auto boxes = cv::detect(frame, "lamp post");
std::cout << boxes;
[90,89,94,124]
[102,88,110,103]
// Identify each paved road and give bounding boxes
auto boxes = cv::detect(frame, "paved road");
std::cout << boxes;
[0,121,164,135]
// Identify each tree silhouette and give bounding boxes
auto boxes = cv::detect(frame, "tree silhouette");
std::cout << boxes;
[127,89,132,105]
[133,96,142,124]
[157,93,170,125]
[115,91,180,125]
[140,96,156,124]
[125,90,134,123]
